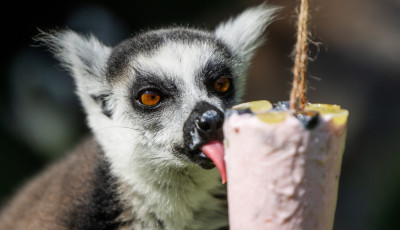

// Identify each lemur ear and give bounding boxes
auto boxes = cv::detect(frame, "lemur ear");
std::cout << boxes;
[37,30,112,96]
[215,4,279,67]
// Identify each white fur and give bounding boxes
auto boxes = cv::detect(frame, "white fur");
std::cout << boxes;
[40,30,112,95]
[215,3,278,62]
[215,3,279,98]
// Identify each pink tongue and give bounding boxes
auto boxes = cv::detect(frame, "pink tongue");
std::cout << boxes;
[201,140,227,184]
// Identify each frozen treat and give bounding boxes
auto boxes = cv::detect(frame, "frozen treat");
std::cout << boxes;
[224,101,348,230]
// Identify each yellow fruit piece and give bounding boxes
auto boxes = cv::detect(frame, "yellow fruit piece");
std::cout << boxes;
[231,101,348,126]
[232,100,273,113]
[305,104,340,113]
[224,139,229,149]
[256,111,288,123]
[305,104,349,126]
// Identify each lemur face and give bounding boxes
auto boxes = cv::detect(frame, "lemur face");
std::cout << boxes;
[39,4,277,178]
[104,29,238,169]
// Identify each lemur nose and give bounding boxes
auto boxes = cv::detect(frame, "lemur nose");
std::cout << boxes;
[196,110,223,134]
[183,101,225,151]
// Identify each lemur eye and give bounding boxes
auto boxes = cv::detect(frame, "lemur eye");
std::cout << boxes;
[214,76,230,93]
[140,90,161,106]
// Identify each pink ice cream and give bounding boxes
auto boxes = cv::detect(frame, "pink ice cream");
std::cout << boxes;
[223,106,347,230]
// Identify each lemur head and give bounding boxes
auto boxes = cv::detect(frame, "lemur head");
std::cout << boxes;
[40,4,277,182]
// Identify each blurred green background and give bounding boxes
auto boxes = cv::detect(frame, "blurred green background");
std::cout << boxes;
[1,0,399,229]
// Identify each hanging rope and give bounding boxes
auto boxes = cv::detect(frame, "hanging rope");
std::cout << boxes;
[290,0,309,111]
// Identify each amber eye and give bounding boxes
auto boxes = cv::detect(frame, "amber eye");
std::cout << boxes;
[140,90,161,106]
[214,76,230,93]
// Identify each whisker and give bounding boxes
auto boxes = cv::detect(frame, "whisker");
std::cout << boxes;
[202,49,219,76]
[92,126,142,133]
[129,140,143,168]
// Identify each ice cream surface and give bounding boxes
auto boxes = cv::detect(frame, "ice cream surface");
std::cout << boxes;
[224,101,348,230]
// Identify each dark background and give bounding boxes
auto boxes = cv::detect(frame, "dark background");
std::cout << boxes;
[1,0,399,229]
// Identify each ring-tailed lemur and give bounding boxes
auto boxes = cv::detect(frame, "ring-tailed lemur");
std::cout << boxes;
[0,4,277,230]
